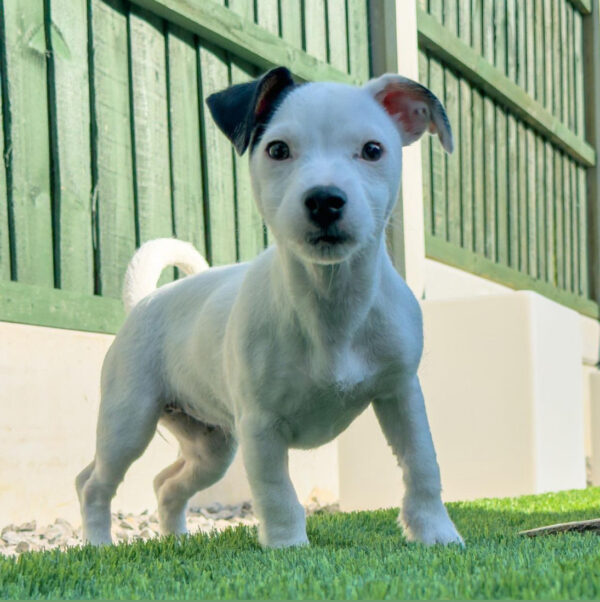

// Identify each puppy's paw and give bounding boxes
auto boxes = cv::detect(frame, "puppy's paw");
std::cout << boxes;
[400,501,464,547]
[258,526,309,549]
[82,532,113,547]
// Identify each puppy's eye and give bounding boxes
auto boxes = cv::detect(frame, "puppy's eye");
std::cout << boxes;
[266,141,290,160]
[361,141,383,161]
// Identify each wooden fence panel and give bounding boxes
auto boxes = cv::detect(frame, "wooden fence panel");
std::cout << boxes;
[89,0,137,298]
[304,0,328,63]
[129,6,175,284]
[1,0,54,287]
[47,0,94,294]
[0,60,9,281]
[167,25,206,255]
[417,0,597,317]
[347,0,369,81]
[166,25,206,258]
[578,165,588,297]
[255,0,278,36]
[419,50,433,237]
[0,0,370,333]
[327,0,349,72]
[198,42,236,266]
[230,58,265,262]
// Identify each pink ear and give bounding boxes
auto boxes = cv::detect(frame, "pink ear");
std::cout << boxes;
[365,74,453,153]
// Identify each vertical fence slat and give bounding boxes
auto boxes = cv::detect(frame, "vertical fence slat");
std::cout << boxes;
[525,2,537,277]
[526,128,537,277]
[545,141,555,284]
[566,4,575,132]
[494,3,508,265]
[507,114,519,269]
[199,42,236,266]
[166,25,206,258]
[304,0,328,62]
[419,49,433,237]
[0,51,9,281]
[543,0,553,113]
[552,0,562,120]
[90,0,136,297]
[2,0,54,287]
[279,0,302,50]
[516,0,526,89]
[534,0,544,105]
[482,1,495,260]
[506,0,518,268]
[444,67,461,246]
[470,0,484,256]
[495,105,508,265]
[230,58,264,261]
[560,0,568,125]
[429,55,446,240]
[129,6,174,284]
[471,0,482,57]
[472,87,485,256]
[48,0,94,294]
[570,158,579,293]
[457,0,472,250]
[577,165,588,297]
[347,0,369,81]
[255,0,279,36]
[528,1,536,99]
[554,148,564,288]
[327,0,349,72]
[573,11,584,136]
[517,121,528,273]
[458,76,473,251]
[562,154,572,289]
[439,0,459,246]
[534,0,546,280]
[536,135,546,280]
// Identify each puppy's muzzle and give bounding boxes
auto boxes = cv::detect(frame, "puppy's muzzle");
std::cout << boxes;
[304,186,346,229]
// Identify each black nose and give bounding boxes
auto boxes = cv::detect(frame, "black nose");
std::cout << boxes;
[304,186,347,228]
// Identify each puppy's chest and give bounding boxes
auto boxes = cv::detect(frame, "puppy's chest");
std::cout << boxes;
[273,350,381,449]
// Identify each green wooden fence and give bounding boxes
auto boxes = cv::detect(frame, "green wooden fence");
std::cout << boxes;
[0,0,369,333]
[417,0,599,318]
[0,0,597,335]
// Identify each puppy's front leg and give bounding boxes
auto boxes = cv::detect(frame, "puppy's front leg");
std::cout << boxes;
[373,376,463,546]
[239,416,308,548]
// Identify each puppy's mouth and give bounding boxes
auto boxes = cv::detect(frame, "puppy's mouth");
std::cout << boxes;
[306,229,350,246]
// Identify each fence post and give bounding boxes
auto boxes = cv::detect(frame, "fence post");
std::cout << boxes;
[584,0,600,313]
[369,0,426,298]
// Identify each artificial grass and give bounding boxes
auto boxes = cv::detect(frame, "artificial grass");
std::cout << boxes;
[1,488,600,600]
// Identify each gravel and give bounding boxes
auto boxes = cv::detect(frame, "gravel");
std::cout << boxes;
[0,500,339,557]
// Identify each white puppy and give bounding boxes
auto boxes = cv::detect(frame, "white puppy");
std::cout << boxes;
[76,67,463,548]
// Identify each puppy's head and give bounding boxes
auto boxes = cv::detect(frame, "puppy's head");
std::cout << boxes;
[207,67,452,265]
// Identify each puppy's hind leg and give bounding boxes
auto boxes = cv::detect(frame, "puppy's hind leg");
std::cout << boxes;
[154,410,237,536]
[76,389,162,546]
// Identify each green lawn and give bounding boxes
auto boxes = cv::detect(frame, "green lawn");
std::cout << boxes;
[2,488,599,599]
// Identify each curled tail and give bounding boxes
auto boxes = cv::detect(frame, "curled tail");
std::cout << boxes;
[122,238,209,313]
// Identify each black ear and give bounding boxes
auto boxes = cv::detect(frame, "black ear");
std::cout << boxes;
[206,66,296,155]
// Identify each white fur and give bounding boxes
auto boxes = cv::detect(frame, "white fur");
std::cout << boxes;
[76,74,463,548]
